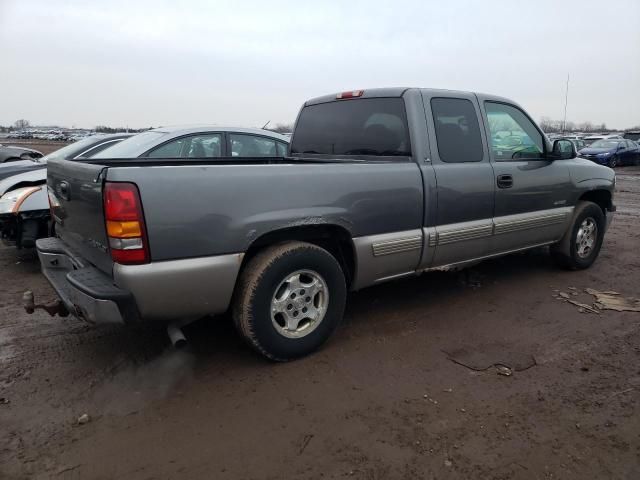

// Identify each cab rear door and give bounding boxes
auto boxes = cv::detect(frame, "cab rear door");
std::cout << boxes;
[420,91,495,267]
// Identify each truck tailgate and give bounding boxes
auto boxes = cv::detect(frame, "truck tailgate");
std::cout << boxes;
[47,158,113,274]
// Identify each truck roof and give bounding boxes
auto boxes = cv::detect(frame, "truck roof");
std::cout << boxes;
[304,87,513,106]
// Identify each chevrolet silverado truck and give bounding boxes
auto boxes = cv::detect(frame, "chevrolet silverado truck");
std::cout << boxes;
[30,88,615,361]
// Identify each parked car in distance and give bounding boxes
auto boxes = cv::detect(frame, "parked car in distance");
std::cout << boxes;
[34,88,615,361]
[562,137,586,152]
[0,134,132,248]
[623,131,640,142]
[578,139,640,167]
[89,126,290,160]
[0,144,43,163]
[583,134,622,146]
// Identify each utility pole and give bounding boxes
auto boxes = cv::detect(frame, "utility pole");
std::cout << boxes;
[562,73,569,133]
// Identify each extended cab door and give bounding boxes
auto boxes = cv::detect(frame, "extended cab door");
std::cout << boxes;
[420,91,495,267]
[478,98,573,254]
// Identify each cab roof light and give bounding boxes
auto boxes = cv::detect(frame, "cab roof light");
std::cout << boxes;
[337,90,364,99]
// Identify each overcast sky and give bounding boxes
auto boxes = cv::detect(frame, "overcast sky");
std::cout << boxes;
[1,0,639,129]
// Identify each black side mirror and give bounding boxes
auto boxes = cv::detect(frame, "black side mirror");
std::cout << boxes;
[552,139,576,160]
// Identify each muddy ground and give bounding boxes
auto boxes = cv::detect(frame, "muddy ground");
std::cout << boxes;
[1,166,639,480]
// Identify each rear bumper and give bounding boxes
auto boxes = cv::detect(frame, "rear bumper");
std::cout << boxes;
[36,237,244,324]
[36,237,137,324]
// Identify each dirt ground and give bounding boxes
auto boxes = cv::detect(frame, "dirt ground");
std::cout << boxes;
[1,166,639,480]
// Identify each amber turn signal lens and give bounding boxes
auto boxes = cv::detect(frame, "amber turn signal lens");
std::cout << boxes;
[106,220,142,238]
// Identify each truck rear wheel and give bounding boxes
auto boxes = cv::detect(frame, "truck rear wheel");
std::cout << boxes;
[551,201,605,270]
[233,241,347,361]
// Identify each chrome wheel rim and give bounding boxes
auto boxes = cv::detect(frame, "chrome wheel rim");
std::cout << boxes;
[576,217,597,259]
[270,269,329,338]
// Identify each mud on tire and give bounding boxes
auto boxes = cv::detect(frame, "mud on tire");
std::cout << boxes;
[232,241,347,361]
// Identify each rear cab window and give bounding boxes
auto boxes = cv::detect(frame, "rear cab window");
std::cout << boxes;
[290,98,411,158]
[92,131,166,158]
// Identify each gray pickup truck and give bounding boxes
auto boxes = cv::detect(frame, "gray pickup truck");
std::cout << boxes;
[32,88,615,361]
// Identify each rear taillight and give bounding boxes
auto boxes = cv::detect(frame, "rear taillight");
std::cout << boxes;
[103,182,149,265]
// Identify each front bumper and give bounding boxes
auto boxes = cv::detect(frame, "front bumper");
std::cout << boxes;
[35,237,138,324]
[1,211,49,248]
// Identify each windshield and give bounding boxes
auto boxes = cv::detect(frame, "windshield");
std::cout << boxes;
[589,140,619,149]
[92,131,165,158]
[38,136,109,164]
[291,98,411,157]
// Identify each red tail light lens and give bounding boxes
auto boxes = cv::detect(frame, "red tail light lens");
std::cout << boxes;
[103,182,149,265]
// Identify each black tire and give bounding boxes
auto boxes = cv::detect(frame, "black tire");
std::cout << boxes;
[233,241,347,361]
[551,201,605,270]
[607,156,618,168]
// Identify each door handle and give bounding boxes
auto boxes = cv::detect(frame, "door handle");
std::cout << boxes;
[497,174,513,189]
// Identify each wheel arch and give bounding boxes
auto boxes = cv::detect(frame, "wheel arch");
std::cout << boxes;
[241,224,356,288]
[578,189,612,215]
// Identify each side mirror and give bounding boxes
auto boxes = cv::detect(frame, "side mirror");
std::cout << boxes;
[552,139,576,160]
[618,144,625,150]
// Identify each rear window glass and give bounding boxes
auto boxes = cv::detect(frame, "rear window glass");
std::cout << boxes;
[40,136,110,163]
[290,98,411,157]
[93,131,165,158]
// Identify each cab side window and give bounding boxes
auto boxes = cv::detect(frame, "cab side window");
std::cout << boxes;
[431,98,484,163]
[485,102,544,161]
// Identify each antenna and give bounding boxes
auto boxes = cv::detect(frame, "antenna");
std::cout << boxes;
[262,121,271,130]
[562,73,569,133]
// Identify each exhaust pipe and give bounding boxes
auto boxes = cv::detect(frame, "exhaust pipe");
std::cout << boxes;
[167,323,187,349]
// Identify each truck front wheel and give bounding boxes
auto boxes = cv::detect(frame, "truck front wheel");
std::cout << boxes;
[551,201,605,270]
[233,241,347,361]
